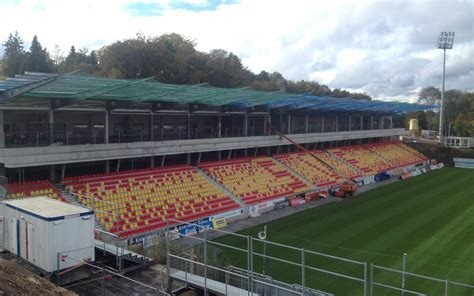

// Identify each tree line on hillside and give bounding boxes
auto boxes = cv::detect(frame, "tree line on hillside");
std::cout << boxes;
[0,32,371,100]
[1,32,472,137]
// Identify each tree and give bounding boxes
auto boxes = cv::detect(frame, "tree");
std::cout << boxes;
[205,49,252,87]
[59,45,98,74]
[453,93,474,137]
[1,31,26,77]
[418,86,441,105]
[23,35,53,73]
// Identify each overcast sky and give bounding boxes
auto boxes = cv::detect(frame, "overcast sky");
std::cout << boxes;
[0,0,473,102]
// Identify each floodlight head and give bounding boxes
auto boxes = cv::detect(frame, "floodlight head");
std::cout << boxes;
[437,31,455,49]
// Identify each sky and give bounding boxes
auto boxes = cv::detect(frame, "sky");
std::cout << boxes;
[0,0,473,102]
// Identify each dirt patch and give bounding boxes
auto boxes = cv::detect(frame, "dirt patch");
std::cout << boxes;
[0,258,76,296]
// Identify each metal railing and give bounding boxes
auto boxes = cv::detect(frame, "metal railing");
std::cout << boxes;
[164,219,354,296]
[370,263,474,296]
[3,125,395,148]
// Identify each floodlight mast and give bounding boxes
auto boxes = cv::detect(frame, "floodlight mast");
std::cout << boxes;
[437,31,455,145]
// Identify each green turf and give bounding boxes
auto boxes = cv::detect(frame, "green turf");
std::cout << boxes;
[212,167,474,295]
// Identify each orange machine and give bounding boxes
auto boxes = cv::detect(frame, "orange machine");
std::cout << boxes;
[333,183,358,198]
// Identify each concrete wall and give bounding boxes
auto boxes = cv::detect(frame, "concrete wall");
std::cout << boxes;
[0,128,407,168]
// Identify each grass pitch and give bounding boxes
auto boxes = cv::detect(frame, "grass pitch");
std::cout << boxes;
[214,168,474,295]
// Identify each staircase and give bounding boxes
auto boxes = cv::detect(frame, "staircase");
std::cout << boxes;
[54,183,107,231]
[195,167,248,212]
[54,183,78,204]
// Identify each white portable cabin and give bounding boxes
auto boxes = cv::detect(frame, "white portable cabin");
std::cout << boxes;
[0,196,95,272]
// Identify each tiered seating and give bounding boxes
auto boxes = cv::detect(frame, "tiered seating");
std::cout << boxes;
[311,150,362,179]
[62,165,239,238]
[328,146,392,176]
[274,152,345,187]
[5,180,66,202]
[396,142,430,162]
[199,157,311,205]
[363,142,427,167]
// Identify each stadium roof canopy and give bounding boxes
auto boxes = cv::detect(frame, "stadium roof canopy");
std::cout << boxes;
[0,72,436,113]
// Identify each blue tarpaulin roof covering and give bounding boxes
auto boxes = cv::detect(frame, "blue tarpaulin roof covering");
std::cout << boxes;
[0,72,437,114]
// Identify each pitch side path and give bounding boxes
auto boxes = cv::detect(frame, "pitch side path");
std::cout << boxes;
[199,168,473,295]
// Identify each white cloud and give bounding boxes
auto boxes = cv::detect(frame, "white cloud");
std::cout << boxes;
[0,0,472,100]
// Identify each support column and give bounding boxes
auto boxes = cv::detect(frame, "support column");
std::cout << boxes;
[263,115,267,136]
[49,107,54,144]
[305,115,309,134]
[287,114,291,134]
[61,164,66,179]
[187,153,191,165]
[150,112,154,141]
[150,156,154,168]
[49,165,56,182]
[161,155,166,167]
[105,160,110,173]
[389,115,393,129]
[0,111,5,148]
[335,115,339,132]
[187,109,191,139]
[371,116,374,130]
[348,115,352,131]
[244,113,248,136]
[218,115,222,138]
[321,115,325,133]
[360,115,363,131]
[105,111,109,144]
[267,113,271,135]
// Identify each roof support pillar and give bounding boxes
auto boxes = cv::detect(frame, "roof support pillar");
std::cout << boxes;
[263,115,268,136]
[287,114,291,134]
[49,103,54,145]
[305,115,309,134]
[321,115,325,133]
[348,115,352,131]
[187,106,191,139]
[0,111,5,148]
[49,165,56,183]
[371,116,374,130]
[244,113,248,137]
[218,115,222,138]
[149,112,154,141]
[105,160,110,173]
[104,111,109,144]
[335,115,339,132]
[360,115,363,131]
[389,115,393,129]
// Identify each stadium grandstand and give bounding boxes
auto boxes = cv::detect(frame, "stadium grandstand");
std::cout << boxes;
[1,71,452,295]
[0,72,436,237]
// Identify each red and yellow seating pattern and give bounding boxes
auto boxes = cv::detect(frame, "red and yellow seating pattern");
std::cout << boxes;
[274,152,345,187]
[363,142,427,167]
[311,150,362,179]
[63,165,239,238]
[396,143,430,162]
[328,146,392,176]
[199,157,311,205]
[5,180,65,201]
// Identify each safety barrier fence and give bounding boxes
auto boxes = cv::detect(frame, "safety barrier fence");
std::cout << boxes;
[370,263,474,296]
